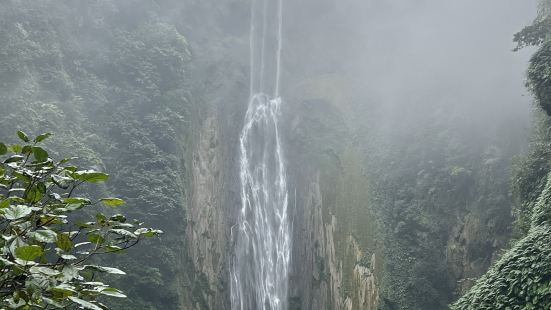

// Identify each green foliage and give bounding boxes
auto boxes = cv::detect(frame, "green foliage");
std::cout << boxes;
[514,0,551,50]
[527,41,551,116]
[451,226,551,310]
[0,0,199,307]
[514,18,551,51]
[0,132,161,309]
[452,174,551,309]
[369,121,515,309]
[511,113,551,236]
[515,0,551,116]
[511,0,551,235]
[453,2,551,308]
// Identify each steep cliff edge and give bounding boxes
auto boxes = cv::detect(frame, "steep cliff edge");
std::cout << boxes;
[283,77,381,310]
[452,2,551,307]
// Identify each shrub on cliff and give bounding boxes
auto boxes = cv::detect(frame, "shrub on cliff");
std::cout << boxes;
[451,175,551,309]
[516,0,551,116]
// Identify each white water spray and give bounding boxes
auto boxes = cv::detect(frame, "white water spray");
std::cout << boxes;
[230,0,290,309]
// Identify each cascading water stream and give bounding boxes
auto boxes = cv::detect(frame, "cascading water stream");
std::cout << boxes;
[230,0,290,309]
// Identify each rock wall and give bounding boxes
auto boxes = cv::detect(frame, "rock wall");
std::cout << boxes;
[181,84,247,309]
[185,112,227,309]
[287,171,380,310]
[283,78,381,309]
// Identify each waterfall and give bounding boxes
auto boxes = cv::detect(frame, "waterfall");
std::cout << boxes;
[230,0,291,309]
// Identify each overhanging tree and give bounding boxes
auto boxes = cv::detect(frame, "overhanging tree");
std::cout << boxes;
[0,131,162,309]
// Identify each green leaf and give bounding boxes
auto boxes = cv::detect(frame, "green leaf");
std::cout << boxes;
[99,287,127,298]
[73,170,109,183]
[43,297,64,308]
[52,284,76,298]
[76,222,94,229]
[52,174,73,189]
[60,254,77,260]
[109,229,136,239]
[68,297,102,310]
[0,143,7,155]
[83,265,126,275]
[56,233,73,252]
[60,265,80,282]
[3,205,32,220]
[110,214,127,222]
[66,203,85,211]
[135,228,163,237]
[22,145,32,155]
[104,245,123,252]
[59,157,77,164]
[31,229,58,243]
[63,197,90,204]
[49,192,61,201]
[83,281,107,286]
[4,155,24,163]
[113,223,134,228]
[0,199,10,209]
[39,215,66,225]
[13,171,30,182]
[87,233,105,244]
[34,133,52,143]
[26,185,44,203]
[32,146,48,162]
[100,198,125,207]
[64,166,78,173]
[8,144,21,153]
[15,245,43,261]
[16,131,29,142]
[96,213,107,226]
[6,197,24,204]
[29,266,60,276]
[37,182,47,194]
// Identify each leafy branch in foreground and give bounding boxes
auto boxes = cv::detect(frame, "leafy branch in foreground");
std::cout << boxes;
[0,131,162,309]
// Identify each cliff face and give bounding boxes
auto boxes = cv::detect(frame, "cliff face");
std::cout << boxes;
[286,173,380,310]
[281,76,381,310]
[184,113,227,309]
[180,66,247,310]
[446,207,512,295]
[179,0,383,307]
[181,71,383,310]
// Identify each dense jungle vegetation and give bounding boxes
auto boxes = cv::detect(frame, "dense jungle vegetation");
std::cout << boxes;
[0,1,208,308]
